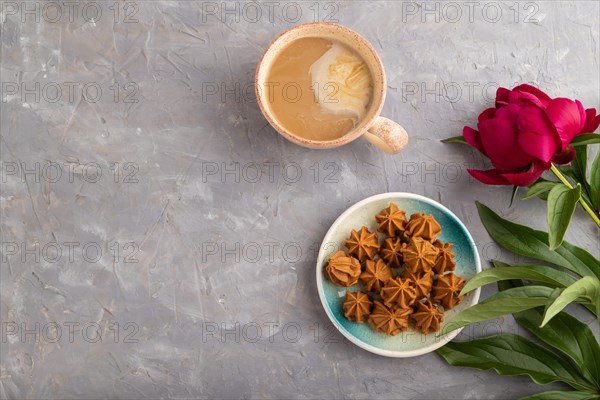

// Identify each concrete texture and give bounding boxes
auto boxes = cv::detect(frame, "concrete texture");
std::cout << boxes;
[1,1,599,399]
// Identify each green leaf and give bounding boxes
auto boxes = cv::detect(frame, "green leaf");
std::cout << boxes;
[590,150,600,210]
[497,276,524,292]
[476,202,600,279]
[553,240,600,281]
[520,390,600,400]
[523,179,558,201]
[460,262,577,295]
[542,276,600,327]
[570,133,600,146]
[436,334,594,391]
[547,183,581,250]
[478,285,555,303]
[441,286,554,333]
[571,145,593,205]
[441,135,468,144]
[543,287,563,316]
[514,307,600,388]
[572,145,588,183]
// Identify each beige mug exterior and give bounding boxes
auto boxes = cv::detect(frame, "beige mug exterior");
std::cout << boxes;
[255,23,408,154]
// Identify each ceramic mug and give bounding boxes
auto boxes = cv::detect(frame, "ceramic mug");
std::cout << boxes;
[255,22,408,154]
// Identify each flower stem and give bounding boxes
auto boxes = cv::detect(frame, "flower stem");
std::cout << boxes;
[550,164,600,227]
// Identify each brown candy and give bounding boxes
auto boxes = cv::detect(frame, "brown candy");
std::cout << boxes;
[404,213,442,242]
[432,272,466,310]
[342,291,373,323]
[325,251,361,287]
[368,300,412,336]
[334,205,469,337]
[402,237,439,274]
[380,237,403,268]
[411,299,444,334]
[343,226,380,262]
[380,277,416,308]
[402,269,434,300]
[360,259,393,292]
[433,240,456,274]
[375,203,407,237]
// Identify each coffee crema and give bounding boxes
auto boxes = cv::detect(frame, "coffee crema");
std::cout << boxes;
[264,37,374,141]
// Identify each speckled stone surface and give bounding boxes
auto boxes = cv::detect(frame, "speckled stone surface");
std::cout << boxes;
[1,1,599,399]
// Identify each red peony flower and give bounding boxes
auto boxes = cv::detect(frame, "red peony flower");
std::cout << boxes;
[463,84,600,186]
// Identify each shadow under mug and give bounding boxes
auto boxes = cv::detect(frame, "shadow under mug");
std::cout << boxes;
[255,22,408,154]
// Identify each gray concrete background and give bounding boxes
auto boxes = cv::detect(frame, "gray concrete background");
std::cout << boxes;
[1,1,599,399]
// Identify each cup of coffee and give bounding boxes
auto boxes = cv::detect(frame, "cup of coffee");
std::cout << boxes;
[255,22,408,154]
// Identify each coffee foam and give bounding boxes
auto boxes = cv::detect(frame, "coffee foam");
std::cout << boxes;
[309,42,374,121]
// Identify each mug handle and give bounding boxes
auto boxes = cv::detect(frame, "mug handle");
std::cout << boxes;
[362,117,409,154]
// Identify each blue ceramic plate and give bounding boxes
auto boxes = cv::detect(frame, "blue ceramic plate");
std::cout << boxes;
[316,193,481,357]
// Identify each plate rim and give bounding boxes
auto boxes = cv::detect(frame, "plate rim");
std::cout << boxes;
[315,192,482,358]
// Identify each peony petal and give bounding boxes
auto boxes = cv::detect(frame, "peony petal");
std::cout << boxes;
[467,169,511,185]
[463,126,486,155]
[581,108,600,133]
[500,171,544,186]
[478,104,536,171]
[495,103,520,120]
[478,107,496,122]
[510,84,552,108]
[545,98,585,149]
[495,87,510,107]
[517,131,559,163]
[517,105,561,162]
[499,161,550,186]
[577,100,586,126]
[551,146,575,165]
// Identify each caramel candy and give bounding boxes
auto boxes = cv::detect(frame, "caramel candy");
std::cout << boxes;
[380,237,403,268]
[328,204,470,337]
[404,213,442,242]
[368,300,412,336]
[325,251,361,287]
[380,277,416,308]
[433,240,456,274]
[432,273,466,310]
[411,299,444,334]
[402,237,439,274]
[343,227,380,262]
[360,259,393,292]
[343,291,373,323]
[375,203,407,237]
[402,269,434,300]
